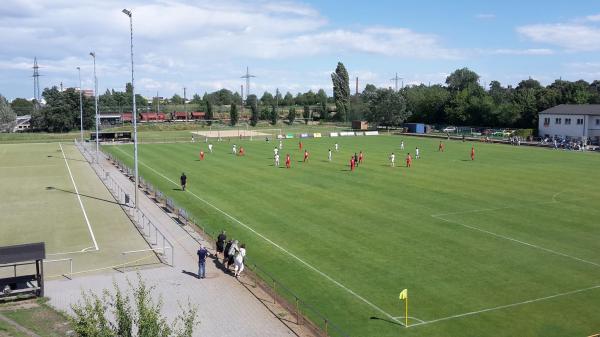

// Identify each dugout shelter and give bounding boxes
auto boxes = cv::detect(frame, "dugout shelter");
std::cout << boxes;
[0,242,46,299]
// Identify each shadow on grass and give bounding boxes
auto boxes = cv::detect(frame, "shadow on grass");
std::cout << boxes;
[47,155,87,163]
[369,316,404,327]
[45,186,128,207]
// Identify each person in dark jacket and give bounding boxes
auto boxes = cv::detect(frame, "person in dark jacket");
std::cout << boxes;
[180,172,187,191]
[223,239,233,265]
[197,245,209,279]
[216,230,227,259]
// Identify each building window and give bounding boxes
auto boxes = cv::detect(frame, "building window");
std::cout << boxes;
[565,118,571,125]
[597,119,600,125]
[555,118,561,124]
[577,118,584,125]
[543,117,550,126]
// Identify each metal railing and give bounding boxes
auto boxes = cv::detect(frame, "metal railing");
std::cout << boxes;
[74,140,175,269]
[104,148,350,337]
[120,247,172,272]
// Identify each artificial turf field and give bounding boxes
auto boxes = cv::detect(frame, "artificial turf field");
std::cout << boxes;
[0,142,158,278]
[105,134,600,337]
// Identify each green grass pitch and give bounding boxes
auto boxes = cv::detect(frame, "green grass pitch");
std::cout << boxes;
[0,142,158,278]
[105,134,600,337]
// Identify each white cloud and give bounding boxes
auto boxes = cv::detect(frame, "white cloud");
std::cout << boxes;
[584,13,600,22]
[487,48,554,55]
[517,23,600,51]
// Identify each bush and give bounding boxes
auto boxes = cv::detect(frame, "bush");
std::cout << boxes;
[514,129,533,137]
[70,273,198,337]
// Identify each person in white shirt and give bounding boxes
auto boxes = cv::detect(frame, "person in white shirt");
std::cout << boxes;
[279,140,283,150]
[328,149,332,161]
[232,144,237,155]
[390,153,396,167]
[335,143,339,152]
[208,143,213,153]
[400,140,405,150]
[274,153,280,167]
[274,147,278,156]
[415,147,420,159]
[234,244,246,278]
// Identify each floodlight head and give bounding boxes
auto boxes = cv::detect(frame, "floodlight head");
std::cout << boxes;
[76,66,80,70]
[122,9,131,16]
[89,52,95,57]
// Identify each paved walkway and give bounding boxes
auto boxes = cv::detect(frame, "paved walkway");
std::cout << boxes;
[46,143,296,337]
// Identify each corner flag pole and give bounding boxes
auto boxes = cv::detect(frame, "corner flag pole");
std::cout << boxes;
[405,297,408,327]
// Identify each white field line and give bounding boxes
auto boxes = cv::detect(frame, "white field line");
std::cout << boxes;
[113,146,401,323]
[409,284,600,327]
[392,316,426,323]
[59,143,99,251]
[432,215,600,268]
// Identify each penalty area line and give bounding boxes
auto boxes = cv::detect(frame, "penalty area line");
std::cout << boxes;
[59,143,99,251]
[112,146,401,324]
[432,214,600,269]
[410,284,600,327]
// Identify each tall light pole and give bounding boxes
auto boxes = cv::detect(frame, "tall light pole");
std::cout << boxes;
[90,52,99,162]
[123,8,139,210]
[77,67,83,143]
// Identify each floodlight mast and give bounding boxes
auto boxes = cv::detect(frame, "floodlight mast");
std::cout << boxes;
[123,8,139,210]
[90,52,99,163]
[77,67,83,143]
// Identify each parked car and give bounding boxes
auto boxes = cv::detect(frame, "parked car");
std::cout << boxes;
[443,126,457,133]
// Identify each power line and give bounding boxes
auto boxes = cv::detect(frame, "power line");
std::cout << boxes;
[240,66,256,101]
[390,73,403,92]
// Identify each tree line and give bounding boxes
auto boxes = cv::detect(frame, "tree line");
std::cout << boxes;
[4,63,600,132]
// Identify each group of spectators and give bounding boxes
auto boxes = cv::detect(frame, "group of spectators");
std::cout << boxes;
[196,230,247,279]
[540,136,591,151]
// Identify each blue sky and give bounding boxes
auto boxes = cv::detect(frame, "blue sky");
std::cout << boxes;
[1,0,600,101]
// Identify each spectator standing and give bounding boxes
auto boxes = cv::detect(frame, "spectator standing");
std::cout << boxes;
[216,230,227,259]
[234,244,246,278]
[197,245,209,279]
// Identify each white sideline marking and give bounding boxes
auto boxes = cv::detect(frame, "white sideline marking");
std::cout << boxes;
[59,143,99,251]
[410,284,600,327]
[113,146,400,323]
[393,316,426,323]
[432,215,600,268]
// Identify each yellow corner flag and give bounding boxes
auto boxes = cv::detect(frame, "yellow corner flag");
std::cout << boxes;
[399,289,408,327]
[399,289,408,300]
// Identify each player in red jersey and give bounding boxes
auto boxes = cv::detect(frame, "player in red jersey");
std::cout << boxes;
[285,154,291,168]
[358,151,364,164]
[350,156,355,171]
[199,150,205,160]
[303,150,309,162]
[471,146,475,161]
[239,146,245,156]
[438,141,444,152]
[299,141,303,151]
[406,153,412,168]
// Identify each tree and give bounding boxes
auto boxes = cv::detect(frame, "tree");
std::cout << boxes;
[270,105,277,125]
[229,103,238,126]
[405,84,450,124]
[0,94,17,132]
[250,102,259,127]
[303,105,310,124]
[365,88,411,126]
[70,274,197,337]
[245,94,257,108]
[31,87,94,132]
[171,94,184,105]
[331,62,350,121]
[10,98,34,116]
[287,107,296,124]
[205,101,213,126]
[283,92,294,106]
[260,92,274,106]
[446,68,480,91]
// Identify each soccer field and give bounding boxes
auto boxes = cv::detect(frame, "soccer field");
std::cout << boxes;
[105,134,600,337]
[0,142,159,278]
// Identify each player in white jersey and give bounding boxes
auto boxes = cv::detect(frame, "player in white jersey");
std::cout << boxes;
[274,153,280,167]
[274,147,278,156]
[335,143,339,152]
[328,149,332,161]
[208,143,213,153]
[400,140,405,150]
[390,153,396,167]
[232,144,237,155]
[279,140,283,150]
[415,147,420,159]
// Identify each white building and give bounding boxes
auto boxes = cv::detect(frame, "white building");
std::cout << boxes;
[538,104,600,142]
[12,115,31,132]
